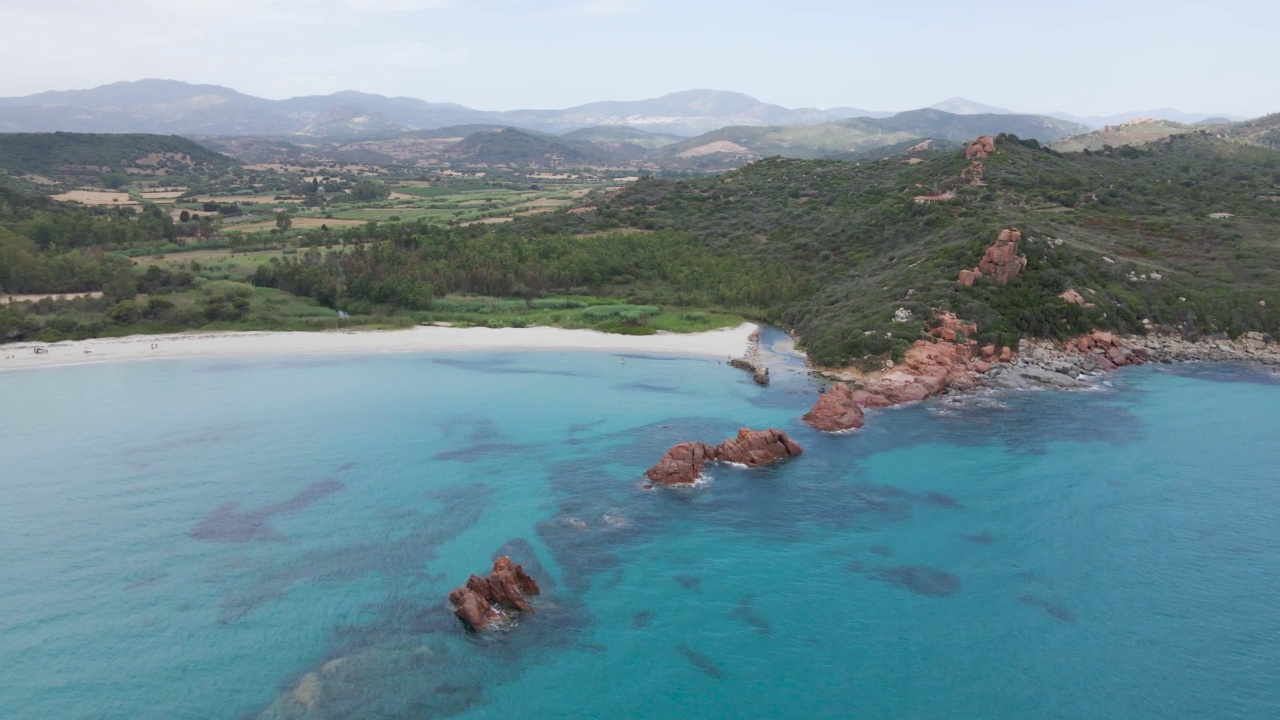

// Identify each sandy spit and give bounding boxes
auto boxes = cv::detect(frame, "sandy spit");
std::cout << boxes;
[0,323,759,372]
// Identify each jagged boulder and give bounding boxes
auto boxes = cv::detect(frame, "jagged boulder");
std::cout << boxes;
[644,442,718,485]
[801,383,865,432]
[1059,289,1091,306]
[714,428,804,467]
[1070,330,1147,369]
[977,228,1027,284]
[645,429,802,485]
[957,228,1027,285]
[449,556,541,631]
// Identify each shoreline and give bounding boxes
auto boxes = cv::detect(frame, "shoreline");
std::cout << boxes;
[0,323,760,373]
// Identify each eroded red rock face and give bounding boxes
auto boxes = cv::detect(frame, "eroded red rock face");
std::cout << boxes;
[802,384,866,432]
[449,556,542,631]
[645,429,803,485]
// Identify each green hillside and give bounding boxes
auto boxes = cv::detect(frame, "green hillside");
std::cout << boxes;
[5,132,1278,368]
[542,133,1280,363]
[561,125,684,149]
[653,109,1089,169]
[1051,119,1192,152]
[0,132,235,181]
[445,127,622,167]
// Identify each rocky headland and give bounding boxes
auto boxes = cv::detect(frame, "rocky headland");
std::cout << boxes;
[645,428,803,486]
[805,317,1277,432]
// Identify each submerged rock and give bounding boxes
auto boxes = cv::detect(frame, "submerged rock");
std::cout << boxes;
[448,556,542,631]
[644,428,803,485]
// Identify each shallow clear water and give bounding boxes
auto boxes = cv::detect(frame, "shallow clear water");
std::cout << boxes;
[2,350,1278,719]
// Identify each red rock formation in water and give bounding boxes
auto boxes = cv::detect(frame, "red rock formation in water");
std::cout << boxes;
[957,228,1027,285]
[802,383,866,432]
[644,441,718,485]
[965,136,996,160]
[449,556,542,631]
[645,429,803,485]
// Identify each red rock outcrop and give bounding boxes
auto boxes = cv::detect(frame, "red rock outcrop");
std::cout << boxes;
[1059,289,1096,307]
[801,383,866,432]
[1071,330,1148,369]
[978,228,1027,283]
[714,428,804,467]
[645,429,803,485]
[857,340,978,404]
[958,228,1028,285]
[965,136,996,160]
[644,442,718,485]
[449,556,542,631]
[929,312,977,343]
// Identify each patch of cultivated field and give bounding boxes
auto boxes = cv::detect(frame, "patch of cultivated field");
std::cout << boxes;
[228,217,366,232]
[201,195,305,204]
[1,291,104,305]
[141,190,187,199]
[461,217,514,226]
[167,210,221,220]
[51,190,137,205]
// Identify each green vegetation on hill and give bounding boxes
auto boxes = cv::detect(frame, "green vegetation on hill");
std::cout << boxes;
[0,132,233,181]
[447,128,617,167]
[3,131,1278,369]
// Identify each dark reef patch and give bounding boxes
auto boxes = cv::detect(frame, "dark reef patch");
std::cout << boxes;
[677,643,726,680]
[191,479,344,543]
[1019,594,1076,622]
[567,420,608,434]
[963,532,994,545]
[217,484,489,623]
[615,382,684,395]
[871,565,962,597]
[1156,363,1280,386]
[674,573,701,590]
[869,545,894,557]
[433,443,533,463]
[921,491,964,509]
[632,610,655,629]
[432,357,584,378]
[728,595,773,637]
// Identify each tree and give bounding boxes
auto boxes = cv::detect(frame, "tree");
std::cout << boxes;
[350,180,391,202]
[179,210,191,223]
[276,213,293,232]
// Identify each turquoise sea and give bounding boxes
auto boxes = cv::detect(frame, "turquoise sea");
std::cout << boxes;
[2,333,1279,719]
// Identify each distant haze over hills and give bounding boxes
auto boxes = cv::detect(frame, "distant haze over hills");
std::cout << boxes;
[0,79,1253,139]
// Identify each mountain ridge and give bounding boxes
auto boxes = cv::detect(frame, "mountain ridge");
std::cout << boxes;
[0,79,1250,139]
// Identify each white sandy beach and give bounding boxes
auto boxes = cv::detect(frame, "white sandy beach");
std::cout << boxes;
[0,323,759,372]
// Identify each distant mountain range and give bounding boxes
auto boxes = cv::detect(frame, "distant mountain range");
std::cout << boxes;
[0,79,1252,139]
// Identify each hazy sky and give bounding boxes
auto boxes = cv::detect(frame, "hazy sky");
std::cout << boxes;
[1,0,1276,116]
